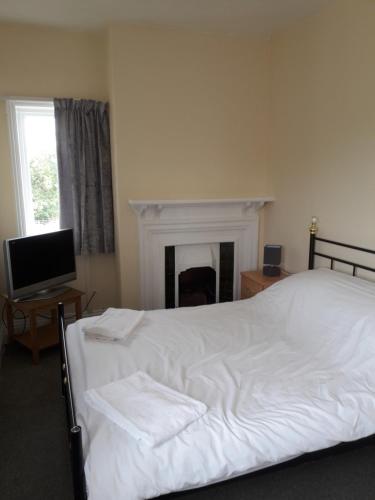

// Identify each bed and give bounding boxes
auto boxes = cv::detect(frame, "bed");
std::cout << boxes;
[59,219,375,500]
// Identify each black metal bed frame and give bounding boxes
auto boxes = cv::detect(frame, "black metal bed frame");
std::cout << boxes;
[308,217,375,275]
[58,218,375,500]
[58,303,87,500]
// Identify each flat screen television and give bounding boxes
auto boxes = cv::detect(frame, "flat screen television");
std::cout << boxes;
[3,228,76,301]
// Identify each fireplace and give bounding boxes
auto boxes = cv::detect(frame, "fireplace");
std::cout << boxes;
[179,267,216,307]
[165,242,234,308]
[129,198,274,310]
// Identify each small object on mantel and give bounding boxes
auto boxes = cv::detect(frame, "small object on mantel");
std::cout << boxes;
[240,270,288,299]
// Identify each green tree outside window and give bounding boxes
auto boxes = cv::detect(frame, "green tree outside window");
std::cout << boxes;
[29,153,59,224]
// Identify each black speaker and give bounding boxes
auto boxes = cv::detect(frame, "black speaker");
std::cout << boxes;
[263,245,282,276]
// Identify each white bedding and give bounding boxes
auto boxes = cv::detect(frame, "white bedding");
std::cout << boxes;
[66,269,375,500]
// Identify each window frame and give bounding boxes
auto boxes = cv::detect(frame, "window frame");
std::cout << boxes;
[7,99,59,236]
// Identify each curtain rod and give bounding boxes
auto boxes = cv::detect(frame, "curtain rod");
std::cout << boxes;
[0,95,108,103]
[0,96,86,102]
[0,96,53,101]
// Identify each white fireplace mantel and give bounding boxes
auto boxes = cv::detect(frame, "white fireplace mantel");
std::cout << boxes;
[129,198,274,309]
[129,198,274,220]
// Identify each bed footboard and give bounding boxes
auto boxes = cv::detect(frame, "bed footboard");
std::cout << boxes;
[58,303,87,500]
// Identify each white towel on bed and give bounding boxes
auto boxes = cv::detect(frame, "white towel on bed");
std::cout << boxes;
[84,371,207,447]
[83,308,145,342]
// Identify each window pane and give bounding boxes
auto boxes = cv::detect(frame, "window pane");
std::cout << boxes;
[23,113,60,233]
[10,101,60,236]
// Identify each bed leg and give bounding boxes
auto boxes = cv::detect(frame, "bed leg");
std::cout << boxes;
[70,425,87,500]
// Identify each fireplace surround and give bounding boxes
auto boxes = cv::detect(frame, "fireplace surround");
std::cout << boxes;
[129,198,274,310]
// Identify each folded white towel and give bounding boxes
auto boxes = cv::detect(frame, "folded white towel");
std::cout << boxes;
[83,308,145,342]
[84,371,207,447]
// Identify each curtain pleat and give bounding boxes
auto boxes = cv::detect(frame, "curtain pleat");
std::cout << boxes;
[54,98,115,255]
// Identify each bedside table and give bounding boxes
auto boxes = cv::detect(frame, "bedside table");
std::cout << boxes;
[240,271,287,299]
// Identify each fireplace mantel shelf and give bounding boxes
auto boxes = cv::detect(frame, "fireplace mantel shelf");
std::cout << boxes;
[129,197,274,218]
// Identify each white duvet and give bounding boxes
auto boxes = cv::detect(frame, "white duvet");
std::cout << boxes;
[66,269,375,500]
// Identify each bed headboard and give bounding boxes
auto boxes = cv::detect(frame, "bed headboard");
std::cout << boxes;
[308,217,375,277]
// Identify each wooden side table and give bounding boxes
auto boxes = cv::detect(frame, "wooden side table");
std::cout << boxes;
[240,271,287,299]
[2,288,84,364]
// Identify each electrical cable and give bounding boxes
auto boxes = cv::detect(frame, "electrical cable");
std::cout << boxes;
[13,308,27,335]
[2,290,98,336]
[36,290,97,320]
[1,302,7,330]
[84,291,96,313]
[1,302,27,335]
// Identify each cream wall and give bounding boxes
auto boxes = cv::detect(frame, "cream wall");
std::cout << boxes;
[0,22,120,310]
[265,0,375,272]
[6,2,371,311]
[108,25,272,307]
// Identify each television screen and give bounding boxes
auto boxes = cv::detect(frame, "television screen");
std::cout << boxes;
[4,229,76,300]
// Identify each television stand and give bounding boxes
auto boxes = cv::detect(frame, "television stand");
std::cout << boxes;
[2,287,84,364]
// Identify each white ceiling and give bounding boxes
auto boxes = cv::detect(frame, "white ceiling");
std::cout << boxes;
[0,0,332,34]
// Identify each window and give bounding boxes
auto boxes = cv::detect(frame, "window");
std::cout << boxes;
[7,100,60,236]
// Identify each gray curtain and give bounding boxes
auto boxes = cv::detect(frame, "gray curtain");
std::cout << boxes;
[54,98,115,255]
